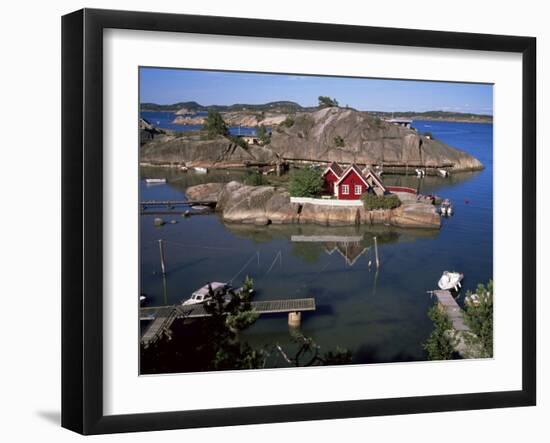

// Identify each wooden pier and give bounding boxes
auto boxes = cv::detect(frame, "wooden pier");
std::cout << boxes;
[140,298,316,348]
[431,290,482,358]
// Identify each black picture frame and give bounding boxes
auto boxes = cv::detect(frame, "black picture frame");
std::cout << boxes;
[62,8,536,435]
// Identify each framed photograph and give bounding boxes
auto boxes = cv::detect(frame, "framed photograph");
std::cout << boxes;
[62,8,536,435]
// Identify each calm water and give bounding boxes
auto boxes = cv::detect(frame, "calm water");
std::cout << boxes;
[141,111,258,135]
[139,120,493,371]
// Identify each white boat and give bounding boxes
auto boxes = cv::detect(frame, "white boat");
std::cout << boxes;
[194,167,208,174]
[440,198,453,216]
[438,271,464,291]
[438,169,449,177]
[180,166,189,172]
[181,282,229,306]
[139,295,146,302]
[191,205,210,211]
[145,178,166,184]
[415,168,425,177]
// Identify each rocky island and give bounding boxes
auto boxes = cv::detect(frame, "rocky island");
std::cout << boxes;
[186,181,440,229]
[140,106,483,172]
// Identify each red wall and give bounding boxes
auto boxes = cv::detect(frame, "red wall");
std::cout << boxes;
[324,170,339,195]
[337,171,367,200]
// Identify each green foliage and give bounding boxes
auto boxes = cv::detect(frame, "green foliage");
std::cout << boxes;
[257,125,271,145]
[242,275,254,294]
[288,168,324,197]
[463,280,493,358]
[225,309,260,333]
[202,109,228,137]
[423,305,456,360]
[334,135,345,147]
[243,171,266,186]
[361,193,401,210]
[280,115,295,128]
[230,136,249,149]
[318,96,339,108]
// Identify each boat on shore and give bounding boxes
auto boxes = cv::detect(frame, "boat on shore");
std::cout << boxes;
[145,178,167,184]
[415,168,425,177]
[438,271,464,291]
[194,167,208,174]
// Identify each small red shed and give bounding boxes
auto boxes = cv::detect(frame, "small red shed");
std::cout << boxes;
[321,162,344,195]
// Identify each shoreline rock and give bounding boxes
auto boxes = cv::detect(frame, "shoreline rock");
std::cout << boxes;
[187,181,440,229]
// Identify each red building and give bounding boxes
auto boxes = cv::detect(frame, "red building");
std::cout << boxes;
[321,162,386,200]
[322,162,344,195]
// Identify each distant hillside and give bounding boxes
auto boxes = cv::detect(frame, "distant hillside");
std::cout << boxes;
[141,101,492,123]
[140,101,316,113]
[368,110,493,123]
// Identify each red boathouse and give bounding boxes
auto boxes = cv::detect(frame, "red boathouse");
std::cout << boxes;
[321,162,386,200]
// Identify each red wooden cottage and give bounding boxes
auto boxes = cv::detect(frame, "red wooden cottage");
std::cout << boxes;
[321,162,386,200]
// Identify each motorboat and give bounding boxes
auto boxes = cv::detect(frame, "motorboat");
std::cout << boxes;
[415,168,425,177]
[145,178,167,184]
[440,198,453,216]
[438,271,464,291]
[181,282,229,306]
[438,169,449,177]
[194,167,208,174]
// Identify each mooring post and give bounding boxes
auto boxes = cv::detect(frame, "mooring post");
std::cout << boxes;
[288,311,301,328]
[373,236,380,268]
[158,239,166,275]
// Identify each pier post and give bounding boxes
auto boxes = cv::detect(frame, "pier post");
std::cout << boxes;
[288,312,301,328]
[158,239,166,275]
[373,236,380,268]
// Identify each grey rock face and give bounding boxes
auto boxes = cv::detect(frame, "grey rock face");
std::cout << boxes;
[185,181,440,228]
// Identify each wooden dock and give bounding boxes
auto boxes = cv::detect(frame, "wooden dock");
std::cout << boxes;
[432,290,469,332]
[432,290,482,358]
[140,298,316,347]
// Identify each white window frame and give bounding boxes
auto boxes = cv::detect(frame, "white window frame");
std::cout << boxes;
[342,184,349,195]
[354,184,362,195]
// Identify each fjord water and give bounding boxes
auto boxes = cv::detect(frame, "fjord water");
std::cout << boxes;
[140,120,493,371]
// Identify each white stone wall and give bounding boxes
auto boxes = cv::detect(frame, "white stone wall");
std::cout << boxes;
[290,197,363,207]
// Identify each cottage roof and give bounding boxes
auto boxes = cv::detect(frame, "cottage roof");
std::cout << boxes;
[323,161,344,177]
[361,166,386,191]
[334,164,370,187]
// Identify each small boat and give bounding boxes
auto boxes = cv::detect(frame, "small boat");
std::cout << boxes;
[438,169,449,177]
[139,294,146,304]
[145,178,167,184]
[180,166,189,172]
[194,167,208,174]
[182,282,230,306]
[440,198,453,216]
[438,271,464,291]
[415,168,425,177]
[191,204,210,211]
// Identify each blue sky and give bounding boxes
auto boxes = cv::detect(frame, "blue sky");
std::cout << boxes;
[140,68,493,115]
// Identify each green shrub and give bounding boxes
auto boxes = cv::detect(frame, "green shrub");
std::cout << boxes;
[463,280,493,358]
[289,168,324,197]
[334,135,345,147]
[280,115,295,128]
[230,136,249,149]
[423,305,456,360]
[202,109,228,137]
[361,193,401,210]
